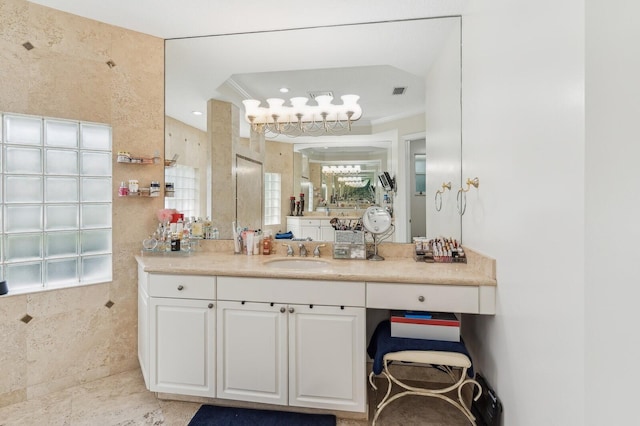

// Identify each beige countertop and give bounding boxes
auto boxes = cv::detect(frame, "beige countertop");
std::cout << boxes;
[135,243,496,287]
[287,215,363,220]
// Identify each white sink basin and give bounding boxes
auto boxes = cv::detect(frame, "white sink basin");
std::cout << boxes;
[264,258,331,270]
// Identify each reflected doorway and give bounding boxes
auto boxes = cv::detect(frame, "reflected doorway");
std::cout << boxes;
[409,139,426,238]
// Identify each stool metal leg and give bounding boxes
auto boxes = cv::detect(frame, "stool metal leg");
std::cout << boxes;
[370,358,482,425]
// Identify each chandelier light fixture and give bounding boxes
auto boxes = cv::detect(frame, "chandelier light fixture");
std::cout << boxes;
[242,94,362,137]
[338,176,368,188]
[322,165,361,175]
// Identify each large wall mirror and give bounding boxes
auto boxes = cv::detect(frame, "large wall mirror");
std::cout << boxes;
[165,17,462,242]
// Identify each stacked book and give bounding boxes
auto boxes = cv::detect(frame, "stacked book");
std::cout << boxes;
[390,311,460,342]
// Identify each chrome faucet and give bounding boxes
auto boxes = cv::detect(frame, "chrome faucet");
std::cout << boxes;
[298,243,307,257]
[282,243,294,257]
[313,244,326,258]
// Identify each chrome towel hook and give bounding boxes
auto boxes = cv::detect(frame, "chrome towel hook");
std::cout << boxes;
[457,177,480,215]
[434,181,452,212]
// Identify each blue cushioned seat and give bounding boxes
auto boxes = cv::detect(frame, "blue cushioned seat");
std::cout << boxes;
[367,320,474,376]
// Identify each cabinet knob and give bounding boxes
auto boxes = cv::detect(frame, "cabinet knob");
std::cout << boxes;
[280,307,286,313]
[288,307,295,314]
[208,303,214,309]
[177,285,184,291]
[418,295,425,302]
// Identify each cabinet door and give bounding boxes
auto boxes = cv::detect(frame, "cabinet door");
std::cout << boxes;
[137,281,150,388]
[149,298,215,397]
[288,305,366,413]
[286,217,300,237]
[300,225,320,240]
[217,301,288,405]
[319,225,335,242]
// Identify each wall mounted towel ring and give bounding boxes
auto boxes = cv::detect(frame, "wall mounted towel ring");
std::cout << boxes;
[434,181,452,212]
[457,177,480,215]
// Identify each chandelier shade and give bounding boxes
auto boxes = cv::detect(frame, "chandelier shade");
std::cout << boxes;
[242,94,362,137]
[322,165,361,174]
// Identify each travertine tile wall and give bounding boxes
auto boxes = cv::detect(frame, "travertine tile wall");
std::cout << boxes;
[164,116,209,218]
[0,0,164,407]
[264,139,294,236]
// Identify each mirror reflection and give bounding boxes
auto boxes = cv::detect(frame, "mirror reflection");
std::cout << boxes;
[165,17,462,242]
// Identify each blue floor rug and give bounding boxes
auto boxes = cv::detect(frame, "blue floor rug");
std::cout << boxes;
[188,404,337,426]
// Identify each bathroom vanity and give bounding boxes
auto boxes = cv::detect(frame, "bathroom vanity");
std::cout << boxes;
[136,247,495,416]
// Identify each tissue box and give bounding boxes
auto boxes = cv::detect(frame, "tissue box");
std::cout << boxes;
[390,311,460,342]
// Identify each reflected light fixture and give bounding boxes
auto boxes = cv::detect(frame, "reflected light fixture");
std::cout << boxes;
[338,176,367,188]
[322,165,361,174]
[242,94,362,137]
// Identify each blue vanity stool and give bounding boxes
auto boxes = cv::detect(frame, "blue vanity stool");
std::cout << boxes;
[367,320,482,425]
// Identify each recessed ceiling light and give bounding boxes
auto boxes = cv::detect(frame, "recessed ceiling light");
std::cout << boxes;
[279,87,289,93]
[192,111,203,116]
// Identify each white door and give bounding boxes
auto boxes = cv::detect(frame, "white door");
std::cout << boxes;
[288,304,366,413]
[409,140,427,238]
[217,301,288,405]
[149,298,215,397]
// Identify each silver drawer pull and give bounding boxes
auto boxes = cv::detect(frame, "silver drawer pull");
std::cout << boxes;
[288,307,295,314]
[280,307,286,313]
[208,303,214,309]
[418,295,425,302]
[177,285,184,291]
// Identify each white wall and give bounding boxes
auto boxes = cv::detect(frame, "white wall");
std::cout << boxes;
[460,1,585,424]
[585,1,640,423]
[424,18,462,240]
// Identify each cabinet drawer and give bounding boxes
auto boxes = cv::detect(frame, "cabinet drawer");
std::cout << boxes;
[148,274,215,299]
[217,276,365,307]
[366,282,479,313]
[300,219,321,226]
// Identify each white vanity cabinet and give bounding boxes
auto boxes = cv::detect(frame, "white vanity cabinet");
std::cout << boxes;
[216,301,288,405]
[137,265,150,387]
[367,281,495,314]
[287,217,321,240]
[142,272,217,398]
[319,222,335,241]
[216,276,367,413]
[288,303,365,412]
[287,217,335,241]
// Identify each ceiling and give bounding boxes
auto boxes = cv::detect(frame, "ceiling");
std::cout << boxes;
[27,1,463,39]
[28,1,462,145]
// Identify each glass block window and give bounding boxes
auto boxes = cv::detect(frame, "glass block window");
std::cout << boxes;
[164,164,198,219]
[264,172,281,226]
[1,113,112,293]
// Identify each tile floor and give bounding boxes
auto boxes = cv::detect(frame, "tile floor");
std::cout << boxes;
[0,368,473,425]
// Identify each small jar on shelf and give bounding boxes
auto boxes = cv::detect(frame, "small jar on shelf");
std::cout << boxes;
[118,181,129,197]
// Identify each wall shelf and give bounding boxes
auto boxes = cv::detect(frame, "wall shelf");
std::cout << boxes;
[116,151,161,164]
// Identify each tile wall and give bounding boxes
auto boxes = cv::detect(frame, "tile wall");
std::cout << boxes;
[0,0,164,407]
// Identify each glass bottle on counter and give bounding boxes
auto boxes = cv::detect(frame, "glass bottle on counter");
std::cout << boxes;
[162,223,172,252]
[262,231,272,255]
[181,227,191,252]
[192,217,204,239]
[203,216,212,239]
[170,232,180,251]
